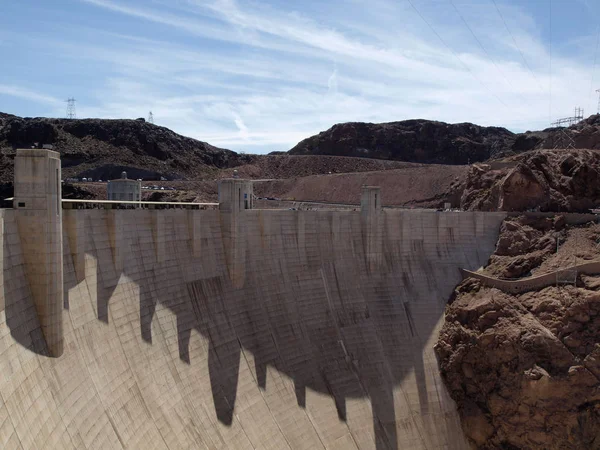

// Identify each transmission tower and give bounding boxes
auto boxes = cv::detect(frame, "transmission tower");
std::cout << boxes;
[148,111,154,124]
[596,89,600,114]
[66,98,76,119]
[551,107,584,127]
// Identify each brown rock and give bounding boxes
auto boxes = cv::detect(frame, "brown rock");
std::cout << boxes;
[436,282,600,449]
[461,401,495,446]
[461,148,600,212]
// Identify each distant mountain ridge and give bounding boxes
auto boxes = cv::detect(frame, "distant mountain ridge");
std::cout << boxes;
[288,119,515,164]
[287,115,600,164]
[0,113,247,183]
[5,112,600,187]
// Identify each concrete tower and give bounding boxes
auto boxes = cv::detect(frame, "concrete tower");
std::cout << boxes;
[107,171,141,203]
[218,179,253,288]
[218,179,253,212]
[14,149,64,357]
[361,185,383,272]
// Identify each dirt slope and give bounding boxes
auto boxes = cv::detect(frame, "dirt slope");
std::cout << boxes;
[254,164,467,208]
[217,154,416,179]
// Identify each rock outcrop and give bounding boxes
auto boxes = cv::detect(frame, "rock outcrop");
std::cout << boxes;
[436,282,600,449]
[517,114,600,151]
[483,216,565,279]
[436,217,600,449]
[461,149,600,212]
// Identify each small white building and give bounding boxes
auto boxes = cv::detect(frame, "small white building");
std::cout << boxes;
[107,171,141,202]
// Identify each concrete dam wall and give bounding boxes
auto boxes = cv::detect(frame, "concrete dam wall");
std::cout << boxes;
[0,150,508,449]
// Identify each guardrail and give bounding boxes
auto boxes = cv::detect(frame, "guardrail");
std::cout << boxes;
[61,199,219,210]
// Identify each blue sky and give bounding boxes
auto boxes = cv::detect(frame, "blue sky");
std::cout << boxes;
[1,0,599,153]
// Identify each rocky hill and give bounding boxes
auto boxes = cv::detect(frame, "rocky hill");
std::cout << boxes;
[6,111,600,211]
[513,114,600,152]
[288,115,600,165]
[288,119,515,164]
[0,113,247,183]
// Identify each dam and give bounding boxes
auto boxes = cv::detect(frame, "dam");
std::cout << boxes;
[0,149,507,449]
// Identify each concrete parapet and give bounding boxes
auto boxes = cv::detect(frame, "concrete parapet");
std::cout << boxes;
[13,149,64,357]
[488,161,518,170]
[461,260,600,294]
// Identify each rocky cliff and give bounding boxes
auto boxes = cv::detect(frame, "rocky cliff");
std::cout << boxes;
[461,149,600,212]
[0,113,246,182]
[436,216,600,449]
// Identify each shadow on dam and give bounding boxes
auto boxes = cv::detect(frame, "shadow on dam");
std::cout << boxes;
[4,209,502,449]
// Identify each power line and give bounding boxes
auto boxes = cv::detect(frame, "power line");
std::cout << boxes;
[449,0,529,106]
[490,0,545,94]
[405,0,510,109]
[549,0,552,124]
[589,26,600,113]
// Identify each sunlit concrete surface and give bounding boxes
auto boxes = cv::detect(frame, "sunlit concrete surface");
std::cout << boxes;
[0,150,509,450]
[0,206,506,449]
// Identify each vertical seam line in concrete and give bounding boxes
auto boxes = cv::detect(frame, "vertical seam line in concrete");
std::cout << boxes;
[238,346,293,450]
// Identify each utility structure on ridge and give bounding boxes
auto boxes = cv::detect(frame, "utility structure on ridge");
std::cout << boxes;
[596,89,600,114]
[66,98,76,120]
[148,111,154,124]
[551,107,584,128]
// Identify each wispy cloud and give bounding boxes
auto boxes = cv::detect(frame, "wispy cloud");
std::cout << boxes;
[232,112,249,141]
[327,68,338,95]
[2,0,599,152]
[0,85,62,106]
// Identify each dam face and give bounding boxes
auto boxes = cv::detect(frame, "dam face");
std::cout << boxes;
[0,151,507,449]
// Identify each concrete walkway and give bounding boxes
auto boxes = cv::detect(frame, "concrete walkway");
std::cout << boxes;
[461,260,600,294]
